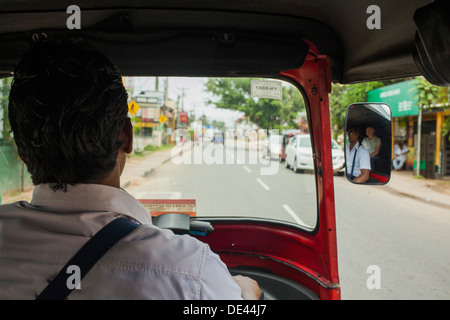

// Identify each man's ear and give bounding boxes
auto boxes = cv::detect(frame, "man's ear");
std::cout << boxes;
[121,117,133,154]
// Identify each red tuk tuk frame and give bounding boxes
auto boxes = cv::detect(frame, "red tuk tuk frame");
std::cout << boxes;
[193,42,340,300]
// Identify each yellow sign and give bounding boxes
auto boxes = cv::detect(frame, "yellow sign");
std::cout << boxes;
[159,114,168,123]
[134,122,158,128]
[128,100,140,115]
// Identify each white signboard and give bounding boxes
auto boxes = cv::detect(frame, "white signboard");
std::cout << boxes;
[251,80,282,100]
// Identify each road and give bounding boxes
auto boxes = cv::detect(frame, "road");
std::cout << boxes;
[125,142,450,300]
[127,142,318,227]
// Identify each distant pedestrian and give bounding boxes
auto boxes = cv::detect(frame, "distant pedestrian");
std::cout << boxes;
[393,141,409,171]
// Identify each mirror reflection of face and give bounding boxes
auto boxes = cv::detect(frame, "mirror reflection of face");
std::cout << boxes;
[366,127,375,137]
[347,129,358,143]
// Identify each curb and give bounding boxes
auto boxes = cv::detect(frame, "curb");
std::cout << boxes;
[120,145,450,210]
[120,146,185,189]
[381,185,450,210]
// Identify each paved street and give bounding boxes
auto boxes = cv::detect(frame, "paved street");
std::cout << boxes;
[125,142,450,300]
[3,141,449,299]
[334,175,450,299]
[126,142,317,227]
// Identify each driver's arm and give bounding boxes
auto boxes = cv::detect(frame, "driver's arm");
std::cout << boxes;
[199,246,262,299]
[233,275,262,300]
[354,169,370,183]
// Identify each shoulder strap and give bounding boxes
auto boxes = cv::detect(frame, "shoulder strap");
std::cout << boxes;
[36,218,139,300]
[350,147,358,177]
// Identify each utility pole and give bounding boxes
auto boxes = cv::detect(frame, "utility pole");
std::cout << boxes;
[164,77,168,105]
[181,88,185,112]
[415,104,423,176]
[163,77,169,144]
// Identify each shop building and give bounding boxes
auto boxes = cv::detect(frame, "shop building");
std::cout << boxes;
[367,79,450,178]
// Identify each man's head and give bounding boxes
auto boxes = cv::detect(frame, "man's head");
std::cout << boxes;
[365,126,375,137]
[347,127,360,144]
[9,38,131,191]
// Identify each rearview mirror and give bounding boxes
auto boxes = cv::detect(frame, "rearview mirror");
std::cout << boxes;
[344,103,392,185]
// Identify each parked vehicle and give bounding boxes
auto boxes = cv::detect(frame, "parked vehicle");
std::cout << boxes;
[261,134,282,159]
[211,131,224,144]
[279,131,302,163]
[285,134,344,173]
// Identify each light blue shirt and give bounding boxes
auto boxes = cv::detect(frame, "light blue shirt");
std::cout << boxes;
[0,184,242,299]
[345,141,371,177]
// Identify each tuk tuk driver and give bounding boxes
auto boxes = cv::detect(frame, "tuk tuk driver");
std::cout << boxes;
[345,127,371,183]
[0,37,261,300]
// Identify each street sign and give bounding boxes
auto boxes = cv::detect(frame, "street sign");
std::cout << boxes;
[128,100,140,115]
[179,111,189,124]
[138,199,196,217]
[159,114,168,123]
[367,80,419,117]
[251,80,282,100]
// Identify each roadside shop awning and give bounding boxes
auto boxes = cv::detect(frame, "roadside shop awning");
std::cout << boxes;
[367,80,419,118]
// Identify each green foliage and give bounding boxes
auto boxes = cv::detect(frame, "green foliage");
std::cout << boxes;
[130,143,173,157]
[212,120,226,132]
[329,79,407,138]
[198,114,209,126]
[0,78,13,145]
[412,76,450,140]
[204,78,304,129]
[412,76,440,108]
[443,117,450,139]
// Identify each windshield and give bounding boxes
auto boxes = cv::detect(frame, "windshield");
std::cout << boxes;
[0,76,318,230]
[270,135,283,144]
[130,77,317,229]
[299,136,311,148]
[331,139,341,150]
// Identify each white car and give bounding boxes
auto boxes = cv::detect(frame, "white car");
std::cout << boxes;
[285,134,344,174]
[261,134,283,159]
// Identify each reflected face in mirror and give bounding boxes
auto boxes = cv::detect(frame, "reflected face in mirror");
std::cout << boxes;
[347,129,359,145]
[365,126,375,138]
[345,127,370,184]
[345,103,392,185]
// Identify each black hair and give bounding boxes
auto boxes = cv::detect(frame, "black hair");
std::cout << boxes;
[348,126,364,144]
[8,38,129,191]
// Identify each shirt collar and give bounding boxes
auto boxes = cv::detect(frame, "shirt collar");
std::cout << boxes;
[30,184,153,225]
[347,141,360,152]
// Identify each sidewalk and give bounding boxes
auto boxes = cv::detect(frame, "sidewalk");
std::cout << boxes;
[120,146,181,189]
[0,145,184,204]
[123,149,450,210]
[2,145,450,210]
[122,156,450,209]
[381,170,450,209]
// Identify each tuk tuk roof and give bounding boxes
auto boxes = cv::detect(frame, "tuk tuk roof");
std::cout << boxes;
[0,0,447,85]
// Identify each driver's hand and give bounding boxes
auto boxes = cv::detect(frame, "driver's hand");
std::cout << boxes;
[233,275,261,300]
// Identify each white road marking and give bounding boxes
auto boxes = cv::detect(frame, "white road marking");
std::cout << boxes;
[256,178,270,191]
[243,166,252,173]
[282,204,307,226]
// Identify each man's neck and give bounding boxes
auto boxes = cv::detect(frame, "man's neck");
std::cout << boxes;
[94,163,121,189]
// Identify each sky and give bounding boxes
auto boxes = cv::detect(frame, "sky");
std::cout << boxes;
[131,77,244,126]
